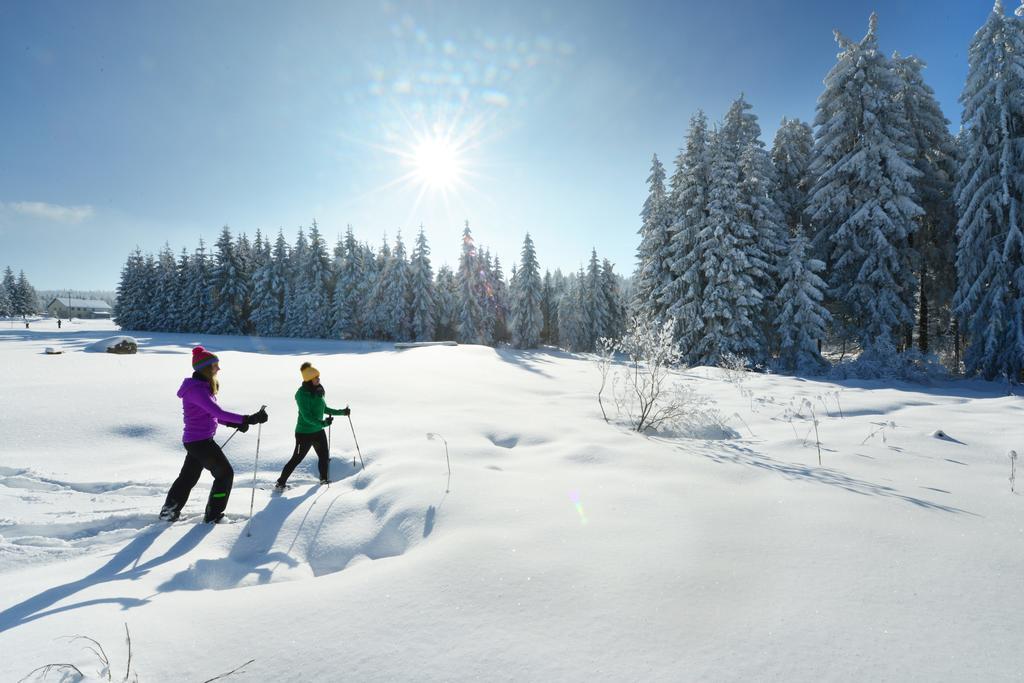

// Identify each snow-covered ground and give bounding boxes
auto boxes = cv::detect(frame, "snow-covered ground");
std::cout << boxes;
[1,318,1022,681]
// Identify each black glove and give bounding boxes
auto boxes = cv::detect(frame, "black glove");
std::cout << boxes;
[341,407,351,417]
[231,421,250,433]
[324,415,334,427]
[245,407,269,425]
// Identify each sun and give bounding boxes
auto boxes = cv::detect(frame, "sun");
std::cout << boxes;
[410,134,463,191]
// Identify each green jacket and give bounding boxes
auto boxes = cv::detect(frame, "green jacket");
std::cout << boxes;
[294,386,347,434]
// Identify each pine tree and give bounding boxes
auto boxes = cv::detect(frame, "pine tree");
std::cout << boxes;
[954,1,1024,379]
[354,243,379,339]
[1,267,16,318]
[410,226,436,342]
[114,249,147,330]
[510,233,543,348]
[600,258,626,341]
[771,118,814,236]
[0,268,11,318]
[807,13,923,357]
[695,128,763,365]
[12,270,39,317]
[434,264,458,340]
[540,270,557,345]
[892,53,959,354]
[664,111,712,357]
[457,222,485,344]
[175,248,191,332]
[634,155,671,319]
[235,232,255,334]
[209,226,249,335]
[283,228,310,338]
[491,255,510,344]
[304,220,333,338]
[775,232,831,373]
[585,248,608,348]
[332,226,362,339]
[182,240,213,334]
[251,230,289,337]
[152,244,180,331]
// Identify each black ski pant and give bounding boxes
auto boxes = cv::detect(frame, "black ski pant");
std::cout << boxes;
[164,438,234,521]
[278,430,330,484]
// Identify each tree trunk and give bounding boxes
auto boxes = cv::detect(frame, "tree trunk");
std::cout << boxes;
[917,265,929,354]
[952,318,961,373]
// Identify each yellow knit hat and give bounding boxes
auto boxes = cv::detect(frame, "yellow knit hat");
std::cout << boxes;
[300,362,320,382]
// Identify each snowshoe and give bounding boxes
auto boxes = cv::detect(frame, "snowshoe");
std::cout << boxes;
[204,512,225,524]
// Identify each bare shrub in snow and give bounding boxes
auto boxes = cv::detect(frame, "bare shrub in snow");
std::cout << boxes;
[608,315,716,433]
[1010,450,1018,493]
[594,337,615,423]
[20,623,254,683]
[862,420,897,445]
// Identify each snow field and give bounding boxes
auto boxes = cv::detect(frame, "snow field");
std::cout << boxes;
[1,320,1023,681]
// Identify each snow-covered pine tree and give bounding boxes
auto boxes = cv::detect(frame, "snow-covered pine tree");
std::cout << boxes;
[388,231,413,342]
[739,138,787,358]
[209,226,249,335]
[363,235,392,339]
[510,233,543,348]
[557,272,585,352]
[600,258,626,341]
[807,13,923,358]
[540,270,558,346]
[181,239,213,334]
[775,231,832,373]
[409,226,436,342]
[304,220,333,338]
[152,244,180,332]
[954,1,1024,380]
[433,264,458,341]
[585,248,609,348]
[634,154,671,320]
[771,118,814,236]
[11,269,39,317]
[0,269,11,318]
[235,232,255,334]
[694,127,763,365]
[331,226,360,339]
[457,222,486,344]
[477,248,497,344]
[114,249,147,330]
[491,255,510,344]
[353,242,379,339]
[251,230,289,337]
[283,228,310,338]
[175,248,191,332]
[664,111,711,359]
[891,53,959,355]
[1,267,16,318]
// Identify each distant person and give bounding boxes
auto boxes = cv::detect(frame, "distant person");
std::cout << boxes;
[57,319,62,329]
[274,362,349,489]
[160,346,269,523]
[24,320,29,329]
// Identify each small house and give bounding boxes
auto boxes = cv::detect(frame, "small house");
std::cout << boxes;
[46,297,113,319]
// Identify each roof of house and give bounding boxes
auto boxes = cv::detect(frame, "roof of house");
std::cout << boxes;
[48,297,112,310]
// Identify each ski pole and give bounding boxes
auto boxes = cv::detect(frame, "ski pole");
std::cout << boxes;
[347,414,365,470]
[218,430,237,450]
[246,405,266,538]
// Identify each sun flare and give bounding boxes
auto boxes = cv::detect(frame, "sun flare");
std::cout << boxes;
[410,134,463,191]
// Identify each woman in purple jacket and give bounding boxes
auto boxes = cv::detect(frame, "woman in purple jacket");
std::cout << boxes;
[159,346,268,523]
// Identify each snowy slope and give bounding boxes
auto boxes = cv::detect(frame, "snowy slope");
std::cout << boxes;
[1,319,1022,681]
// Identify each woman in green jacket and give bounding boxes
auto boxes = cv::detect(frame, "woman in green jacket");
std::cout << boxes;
[275,362,350,489]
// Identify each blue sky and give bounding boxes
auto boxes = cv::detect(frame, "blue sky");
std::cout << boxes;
[0,1,1010,289]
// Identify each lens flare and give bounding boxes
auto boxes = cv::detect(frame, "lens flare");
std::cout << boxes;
[569,489,588,525]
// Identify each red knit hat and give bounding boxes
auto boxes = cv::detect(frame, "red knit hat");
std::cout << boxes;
[191,346,219,371]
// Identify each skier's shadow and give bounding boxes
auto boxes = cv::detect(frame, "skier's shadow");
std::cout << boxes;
[157,485,320,592]
[0,523,212,633]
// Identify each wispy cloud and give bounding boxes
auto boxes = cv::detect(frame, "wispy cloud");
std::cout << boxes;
[9,201,95,223]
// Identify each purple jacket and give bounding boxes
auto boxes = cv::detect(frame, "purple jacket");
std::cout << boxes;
[177,378,245,444]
